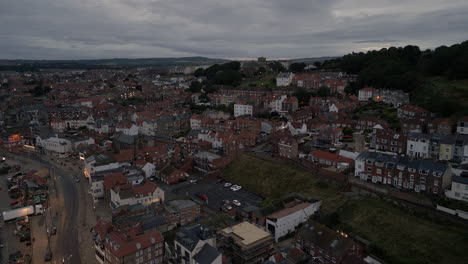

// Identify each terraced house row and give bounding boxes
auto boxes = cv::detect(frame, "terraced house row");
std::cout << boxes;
[355,152,452,194]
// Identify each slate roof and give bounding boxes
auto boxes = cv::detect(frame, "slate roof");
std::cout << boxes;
[193,243,221,264]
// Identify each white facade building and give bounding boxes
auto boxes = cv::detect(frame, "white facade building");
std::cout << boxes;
[358,88,378,101]
[407,134,431,158]
[445,175,468,202]
[265,201,321,242]
[139,120,157,136]
[457,118,468,135]
[234,104,253,117]
[270,95,287,113]
[276,72,295,86]
[115,123,139,136]
[110,181,165,208]
[36,136,72,153]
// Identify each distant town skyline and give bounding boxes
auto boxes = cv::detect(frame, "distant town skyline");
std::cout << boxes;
[1,0,467,60]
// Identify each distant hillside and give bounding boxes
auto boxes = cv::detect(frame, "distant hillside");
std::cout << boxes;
[0,56,229,71]
[286,56,338,64]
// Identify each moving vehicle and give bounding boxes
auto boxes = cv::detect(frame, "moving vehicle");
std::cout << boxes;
[2,205,44,222]
[232,200,241,206]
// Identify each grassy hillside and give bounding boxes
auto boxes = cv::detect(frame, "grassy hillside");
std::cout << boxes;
[221,154,468,264]
[412,77,468,117]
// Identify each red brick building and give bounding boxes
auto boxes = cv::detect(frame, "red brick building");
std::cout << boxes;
[278,137,299,159]
[295,222,364,264]
[374,129,407,154]
[92,220,164,264]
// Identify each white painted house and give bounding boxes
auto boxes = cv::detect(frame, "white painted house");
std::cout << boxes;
[358,87,378,101]
[84,154,120,178]
[115,123,139,136]
[269,95,287,113]
[265,201,321,242]
[234,103,253,117]
[138,120,157,136]
[445,174,468,202]
[456,117,468,135]
[142,162,156,178]
[276,72,295,86]
[110,180,165,208]
[407,133,431,158]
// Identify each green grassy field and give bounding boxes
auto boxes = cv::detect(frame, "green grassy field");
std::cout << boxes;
[221,154,347,213]
[221,154,468,264]
[337,198,468,264]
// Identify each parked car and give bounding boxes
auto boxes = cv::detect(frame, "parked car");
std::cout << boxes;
[231,185,242,191]
[221,204,233,212]
[232,200,241,206]
[189,179,198,183]
[196,193,208,201]
[51,226,57,235]
[224,182,232,188]
[333,142,344,147]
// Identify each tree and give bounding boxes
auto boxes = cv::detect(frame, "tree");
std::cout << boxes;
[268,61,286,73]
[289,62,306,73]
[293,88,311,106]
[188,81,202,93]
[194,68,205,77]
[343,127,354,136]
[313,61,322,69]
[214,69,242,86]
[344,82,358,95]
[317,86,330,97]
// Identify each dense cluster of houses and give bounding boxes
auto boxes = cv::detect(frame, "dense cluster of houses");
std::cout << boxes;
[1,63,468,263]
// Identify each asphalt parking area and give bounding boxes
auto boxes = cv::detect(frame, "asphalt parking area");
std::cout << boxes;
[173,181,264,211]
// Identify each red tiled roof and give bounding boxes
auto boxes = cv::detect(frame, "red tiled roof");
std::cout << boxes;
[103,173,127,190]
[310,150,353,164]
[399,104,429,113]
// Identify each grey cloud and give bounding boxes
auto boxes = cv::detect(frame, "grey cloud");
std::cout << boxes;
[0,0,467,59]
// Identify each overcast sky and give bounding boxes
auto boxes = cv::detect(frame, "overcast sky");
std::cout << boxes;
[1,0,467,60]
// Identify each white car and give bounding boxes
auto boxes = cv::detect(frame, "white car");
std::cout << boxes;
[231,185,242,191]
[232,200,241,206]
[190,179,198,183]
[334,142,344,147]
[224,182,232,188]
